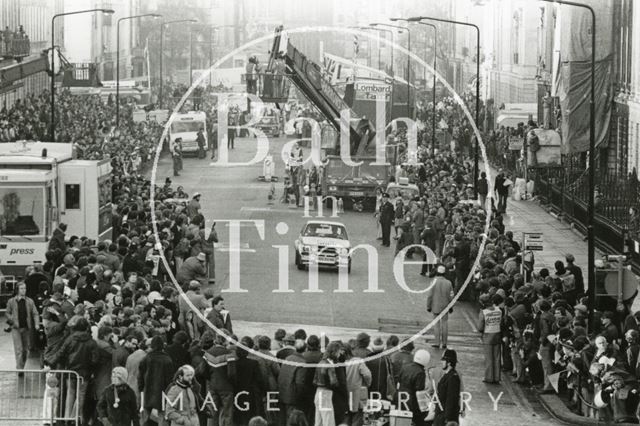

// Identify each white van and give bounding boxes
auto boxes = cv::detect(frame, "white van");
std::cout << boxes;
[169,111,207,155]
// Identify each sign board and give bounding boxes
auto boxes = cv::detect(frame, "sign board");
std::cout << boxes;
[509,138,524,150]
[523,232,543,251]
[354,80,391,101]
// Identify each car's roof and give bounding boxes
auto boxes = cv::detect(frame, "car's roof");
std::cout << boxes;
[305,220,347,227]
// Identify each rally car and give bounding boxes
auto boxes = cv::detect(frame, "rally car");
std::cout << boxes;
[256,114,280,137]
[294,220,351,273]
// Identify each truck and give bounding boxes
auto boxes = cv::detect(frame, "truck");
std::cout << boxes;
[0,141,112,280]
[169,111,208,155]
[321,155,391,211]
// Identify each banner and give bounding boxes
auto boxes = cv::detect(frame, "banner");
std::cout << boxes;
[554,0,614,153]
[555,58,613,153]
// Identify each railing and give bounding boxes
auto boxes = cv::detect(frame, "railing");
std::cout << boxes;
[0,39,31,58]
[0,369,82,425]
[486,138,640,269]
[243,72,291,103]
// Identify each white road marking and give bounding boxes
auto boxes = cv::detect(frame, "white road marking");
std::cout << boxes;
[461,307,479,333]
[240,206,311,214]
[217,248,257,253]
[215,242,255,253]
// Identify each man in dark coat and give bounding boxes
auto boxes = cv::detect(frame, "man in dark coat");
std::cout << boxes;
[434,349,461,426]
[379,193,395,247]
[138,336,175,424]
[195,333,236,426]
[97,366,139,426]
[165,331,191,369]
[278,339,310,425]
[206,296,233,335]
[42,283,69,369]
[49,317,99,423]
[48,223,67,253]
[233,337,266,426]
[249,335,281,424]
[197,128,206,159]
[302,335,323,424]
[451,233,471,295]
[366,337,391,399]
[391,340,414,385]
[397,349,430,426]
[565,253,585,298]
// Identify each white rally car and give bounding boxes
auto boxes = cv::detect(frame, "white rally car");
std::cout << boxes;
[294,221,352,273]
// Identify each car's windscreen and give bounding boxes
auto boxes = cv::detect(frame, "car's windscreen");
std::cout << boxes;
[171,121,203,133]
[303,223,347,240]
[388,186,419,200]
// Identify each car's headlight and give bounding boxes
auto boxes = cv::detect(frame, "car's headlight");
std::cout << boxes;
[338,247,348,256]
[329,186,338,191]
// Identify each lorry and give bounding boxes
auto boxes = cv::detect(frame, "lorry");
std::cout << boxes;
[0,141,112,280]
[321,155,391,211]
[168,111,208,155]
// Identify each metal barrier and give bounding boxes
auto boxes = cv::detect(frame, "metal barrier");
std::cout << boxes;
[0,369,82,425]
[0,39,31,58]
[0,276,17,312]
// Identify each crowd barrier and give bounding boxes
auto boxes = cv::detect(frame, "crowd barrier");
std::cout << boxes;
[0,369,82,425]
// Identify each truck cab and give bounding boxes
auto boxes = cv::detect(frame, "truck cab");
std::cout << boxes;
[0,141,112,279]
[169,111,208,155]
[386,178,420,203]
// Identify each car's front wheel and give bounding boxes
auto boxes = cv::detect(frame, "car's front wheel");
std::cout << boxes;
[295,251,304,270]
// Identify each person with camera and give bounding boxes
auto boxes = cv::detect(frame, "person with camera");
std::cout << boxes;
[5,281,39,374]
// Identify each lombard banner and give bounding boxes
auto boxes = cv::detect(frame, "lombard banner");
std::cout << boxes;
[354,80,392,101]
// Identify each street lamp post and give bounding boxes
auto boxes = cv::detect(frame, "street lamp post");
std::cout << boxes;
[116,13,161,128]
[159,19,198,109]
[536,0,596,331]
[406,16,480,199]
[50,8,114,141]
[371,22,411,119]
[394,18,437,156]
[368,26,397,77]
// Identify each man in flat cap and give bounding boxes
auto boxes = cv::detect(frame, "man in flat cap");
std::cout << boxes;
[379,193,395,247]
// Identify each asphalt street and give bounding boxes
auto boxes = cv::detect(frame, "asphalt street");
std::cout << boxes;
[153,135,485,333]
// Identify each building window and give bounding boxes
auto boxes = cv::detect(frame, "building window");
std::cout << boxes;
[65,184,80,209]
[511,10,521,65]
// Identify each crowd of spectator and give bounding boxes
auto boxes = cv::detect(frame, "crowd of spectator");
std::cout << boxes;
[2,65,638,425]
[0,25,30,57]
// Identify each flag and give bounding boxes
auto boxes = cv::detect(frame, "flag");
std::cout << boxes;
[547,369,567,393]
[554,0,614,153]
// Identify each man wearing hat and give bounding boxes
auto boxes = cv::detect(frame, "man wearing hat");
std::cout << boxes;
[276,333,297,360]
[426,265,454,349]
[171,138,183,177]
[397,349,430,426]
[176,252,208,287]
[97,366,139,426]
[434,349,461,426]
[379,193,395,247]
[186,193,201,220]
